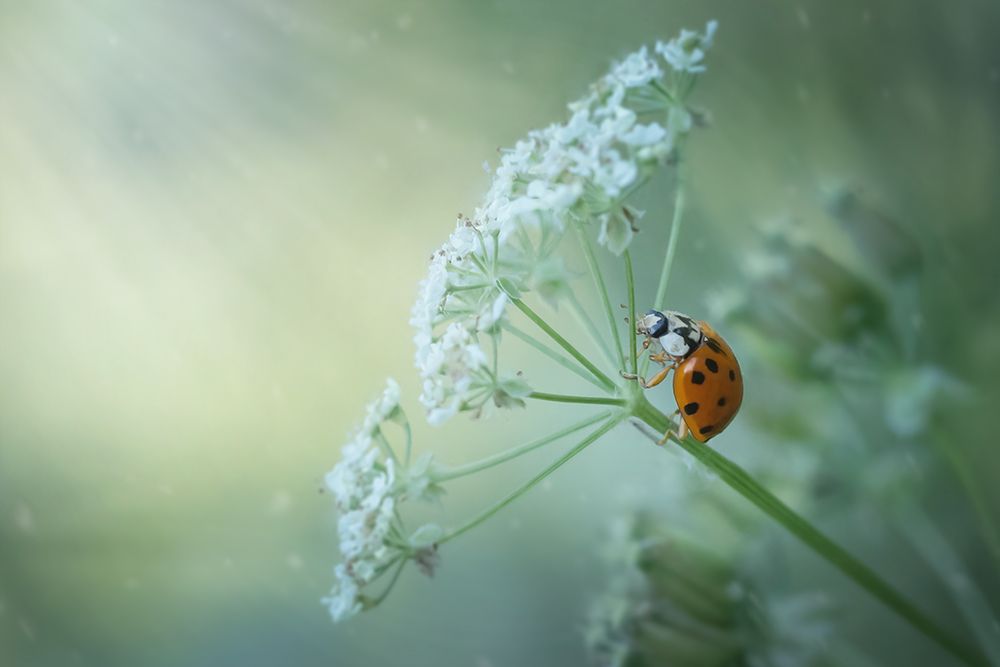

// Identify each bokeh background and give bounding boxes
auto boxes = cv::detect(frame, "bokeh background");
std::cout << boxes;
[2,1,998,665]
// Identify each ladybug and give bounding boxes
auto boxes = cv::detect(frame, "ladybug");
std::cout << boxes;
[633,309,743,442]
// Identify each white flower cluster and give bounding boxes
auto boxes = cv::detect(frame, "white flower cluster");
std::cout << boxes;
[411,28,718,426]
[322,379,441,622]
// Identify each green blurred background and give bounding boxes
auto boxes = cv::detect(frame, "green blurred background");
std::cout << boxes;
[1,1,998,665]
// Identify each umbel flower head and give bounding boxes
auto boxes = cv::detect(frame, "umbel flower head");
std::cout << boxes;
[410,29,717,425]
[324,21,720,625]
[322,379,444,622]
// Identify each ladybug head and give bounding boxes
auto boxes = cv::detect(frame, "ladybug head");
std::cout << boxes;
[638,309,703,358]
[637,310,671,338]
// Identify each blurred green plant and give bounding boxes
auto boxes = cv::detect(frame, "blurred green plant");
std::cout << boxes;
[320,22,990,666]
[585,512,837,667]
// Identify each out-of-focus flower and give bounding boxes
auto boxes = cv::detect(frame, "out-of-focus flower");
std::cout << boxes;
[825,187,923,282]
[718,218,889,382]
[885,365,964,438]
[585,513,833,667]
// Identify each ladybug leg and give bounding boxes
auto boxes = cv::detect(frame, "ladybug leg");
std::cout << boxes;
[676,418,689,441]
[641,357,677,389]
[642,365,672,389]
[621,364,671,388]
[657,409,681,445]
[648,351,671,365]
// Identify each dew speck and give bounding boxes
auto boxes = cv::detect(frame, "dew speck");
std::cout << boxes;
[13,501,34,533]
[269,491,293,515]
[796,7,811,29]
[19,617,36,641]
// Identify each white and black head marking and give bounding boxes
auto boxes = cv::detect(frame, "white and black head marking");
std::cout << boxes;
[639,309,703,359]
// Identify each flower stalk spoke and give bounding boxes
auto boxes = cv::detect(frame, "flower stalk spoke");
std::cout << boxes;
[440,416,622,545]
[503,321,609,391]
[528,391,627,407]
[497,279,618,393]
[434,411,614,482]
[575,223,627,372]
[566,289,618,368]
[624,250,639,379]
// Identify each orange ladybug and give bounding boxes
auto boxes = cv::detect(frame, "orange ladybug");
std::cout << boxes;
[634,309,743,442]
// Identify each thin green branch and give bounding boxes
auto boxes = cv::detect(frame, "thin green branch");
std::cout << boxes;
[366,557,407,609]
[574,223,626,371]
[653,174,685,310]
[433,411,613,482]
[641,168,686,378]
[528,392,626,407]
[632,398,986,667]
[937,433,1000,572]
[439,416,621,545]
[624,250,639,378]
[899,505,1000,664]
[503,321,608,391]
[567,289,617,368]
[497,280,618,393]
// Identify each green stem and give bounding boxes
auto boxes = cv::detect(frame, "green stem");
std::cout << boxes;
[528,392,626,407]
[653,167,686,311]
[497,280,617,393]
[401,418,412,467]
[632,398,985,667]
[937,434,1000,572]
[567,289,617,368]
[503,321,608,391]
[440,417,621,545]
[640,168,686,378]
[433,411,613,482]
[366,558,407,608]
[624,250,639,379]
[574,223,626,372]
[899,505,1000,664]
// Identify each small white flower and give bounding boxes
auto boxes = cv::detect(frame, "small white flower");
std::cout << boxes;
[477,293,508,332]
[656,20,719,73]
[597,211,634,256]
[620,122,667,146]
[323,564,362,622]
[608,46,663,87]
[419,322,490,425]
[360,378,401,435]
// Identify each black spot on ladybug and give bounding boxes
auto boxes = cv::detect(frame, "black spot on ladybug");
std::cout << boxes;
[729,369,736,381]
[675,326,692,339]
[717,397,727,407]
[699,425,714,435]
[705,358,719,373]
[691,371,705,385]
[705,337,726,356]
[684,402,700,415]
